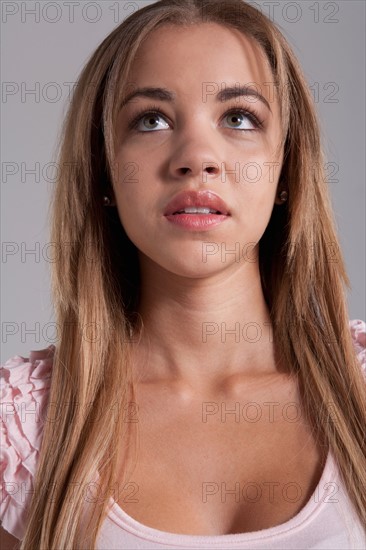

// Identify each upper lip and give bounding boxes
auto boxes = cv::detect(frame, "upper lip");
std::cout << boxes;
[164,190,230,216]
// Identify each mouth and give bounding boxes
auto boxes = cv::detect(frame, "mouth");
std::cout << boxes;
[163,191,230,231]
[164,190,230,217]
[172,207,224,215]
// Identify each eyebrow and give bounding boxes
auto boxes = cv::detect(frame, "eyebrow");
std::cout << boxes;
[119,85,272,112]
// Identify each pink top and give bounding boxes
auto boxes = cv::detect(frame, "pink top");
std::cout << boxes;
[1,319,366,549]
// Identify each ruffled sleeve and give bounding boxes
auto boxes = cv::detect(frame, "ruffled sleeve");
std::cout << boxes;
[0,345,55,540]
[349,318,366,375]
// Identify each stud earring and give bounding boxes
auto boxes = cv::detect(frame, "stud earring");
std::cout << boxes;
[278,190,288,202]
[103,195,111,206]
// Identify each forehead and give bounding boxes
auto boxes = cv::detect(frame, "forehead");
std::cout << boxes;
[126,22,275,99]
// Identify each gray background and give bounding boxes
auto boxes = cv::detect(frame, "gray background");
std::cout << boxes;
[1,0,365,361]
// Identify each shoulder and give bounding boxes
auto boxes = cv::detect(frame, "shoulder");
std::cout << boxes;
[349,318,366,374]
[0,345,55,540]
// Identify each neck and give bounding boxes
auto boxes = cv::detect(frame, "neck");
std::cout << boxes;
[131,255,283,395]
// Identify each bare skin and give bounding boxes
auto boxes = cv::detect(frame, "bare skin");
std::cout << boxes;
[116,373,326,535]
[112,22,326,535]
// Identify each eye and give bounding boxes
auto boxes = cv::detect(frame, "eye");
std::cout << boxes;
[222,109,263,131]
[129,109,170,132]
[137,112,170,131]
[127,104,264,133]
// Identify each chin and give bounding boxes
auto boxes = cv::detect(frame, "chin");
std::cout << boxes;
[159,255,238,279]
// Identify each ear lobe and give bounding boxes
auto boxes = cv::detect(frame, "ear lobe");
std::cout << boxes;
[275,188,288,205]
[274,195,283,206]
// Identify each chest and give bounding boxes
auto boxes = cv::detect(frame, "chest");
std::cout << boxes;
[115,380,327,535]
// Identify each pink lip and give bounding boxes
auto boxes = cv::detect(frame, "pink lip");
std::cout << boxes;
[163,190,230,216]
[163,190,230,232]
[164,212,229,231]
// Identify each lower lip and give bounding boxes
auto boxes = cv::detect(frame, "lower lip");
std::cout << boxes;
[164,213,230,230]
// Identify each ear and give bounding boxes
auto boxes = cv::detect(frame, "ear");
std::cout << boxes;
[274,194,283,205]
[103,182,117,206]
[274,187,288,205]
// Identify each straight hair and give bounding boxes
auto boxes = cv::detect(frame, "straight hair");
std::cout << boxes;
[20,1,365,547]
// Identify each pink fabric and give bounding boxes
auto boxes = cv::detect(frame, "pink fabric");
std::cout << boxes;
[1,322,365,548]
[0,345,55,540]
[349,319,366,368]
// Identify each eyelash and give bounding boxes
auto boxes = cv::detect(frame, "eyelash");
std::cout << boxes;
[127,103,265,132]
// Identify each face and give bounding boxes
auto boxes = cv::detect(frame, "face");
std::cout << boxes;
[113,23,284,278]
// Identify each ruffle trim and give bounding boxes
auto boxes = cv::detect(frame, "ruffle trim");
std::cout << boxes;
[349,319,366,374]
[0,345,55,539]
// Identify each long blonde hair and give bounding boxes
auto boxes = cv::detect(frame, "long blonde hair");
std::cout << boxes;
[21,1,366,548]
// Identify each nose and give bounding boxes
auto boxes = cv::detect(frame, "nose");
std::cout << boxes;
[167,130,222,184]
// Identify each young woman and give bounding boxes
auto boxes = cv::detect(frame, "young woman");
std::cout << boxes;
[1,0,365,548]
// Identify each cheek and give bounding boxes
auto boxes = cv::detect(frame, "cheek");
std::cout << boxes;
[233,147,279,200]
[226,134,282,181]
[249,178,277,220]
[115,186,147,235]
[113,157,158,242]
[236,193,274,239]
[232,158,279,239]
